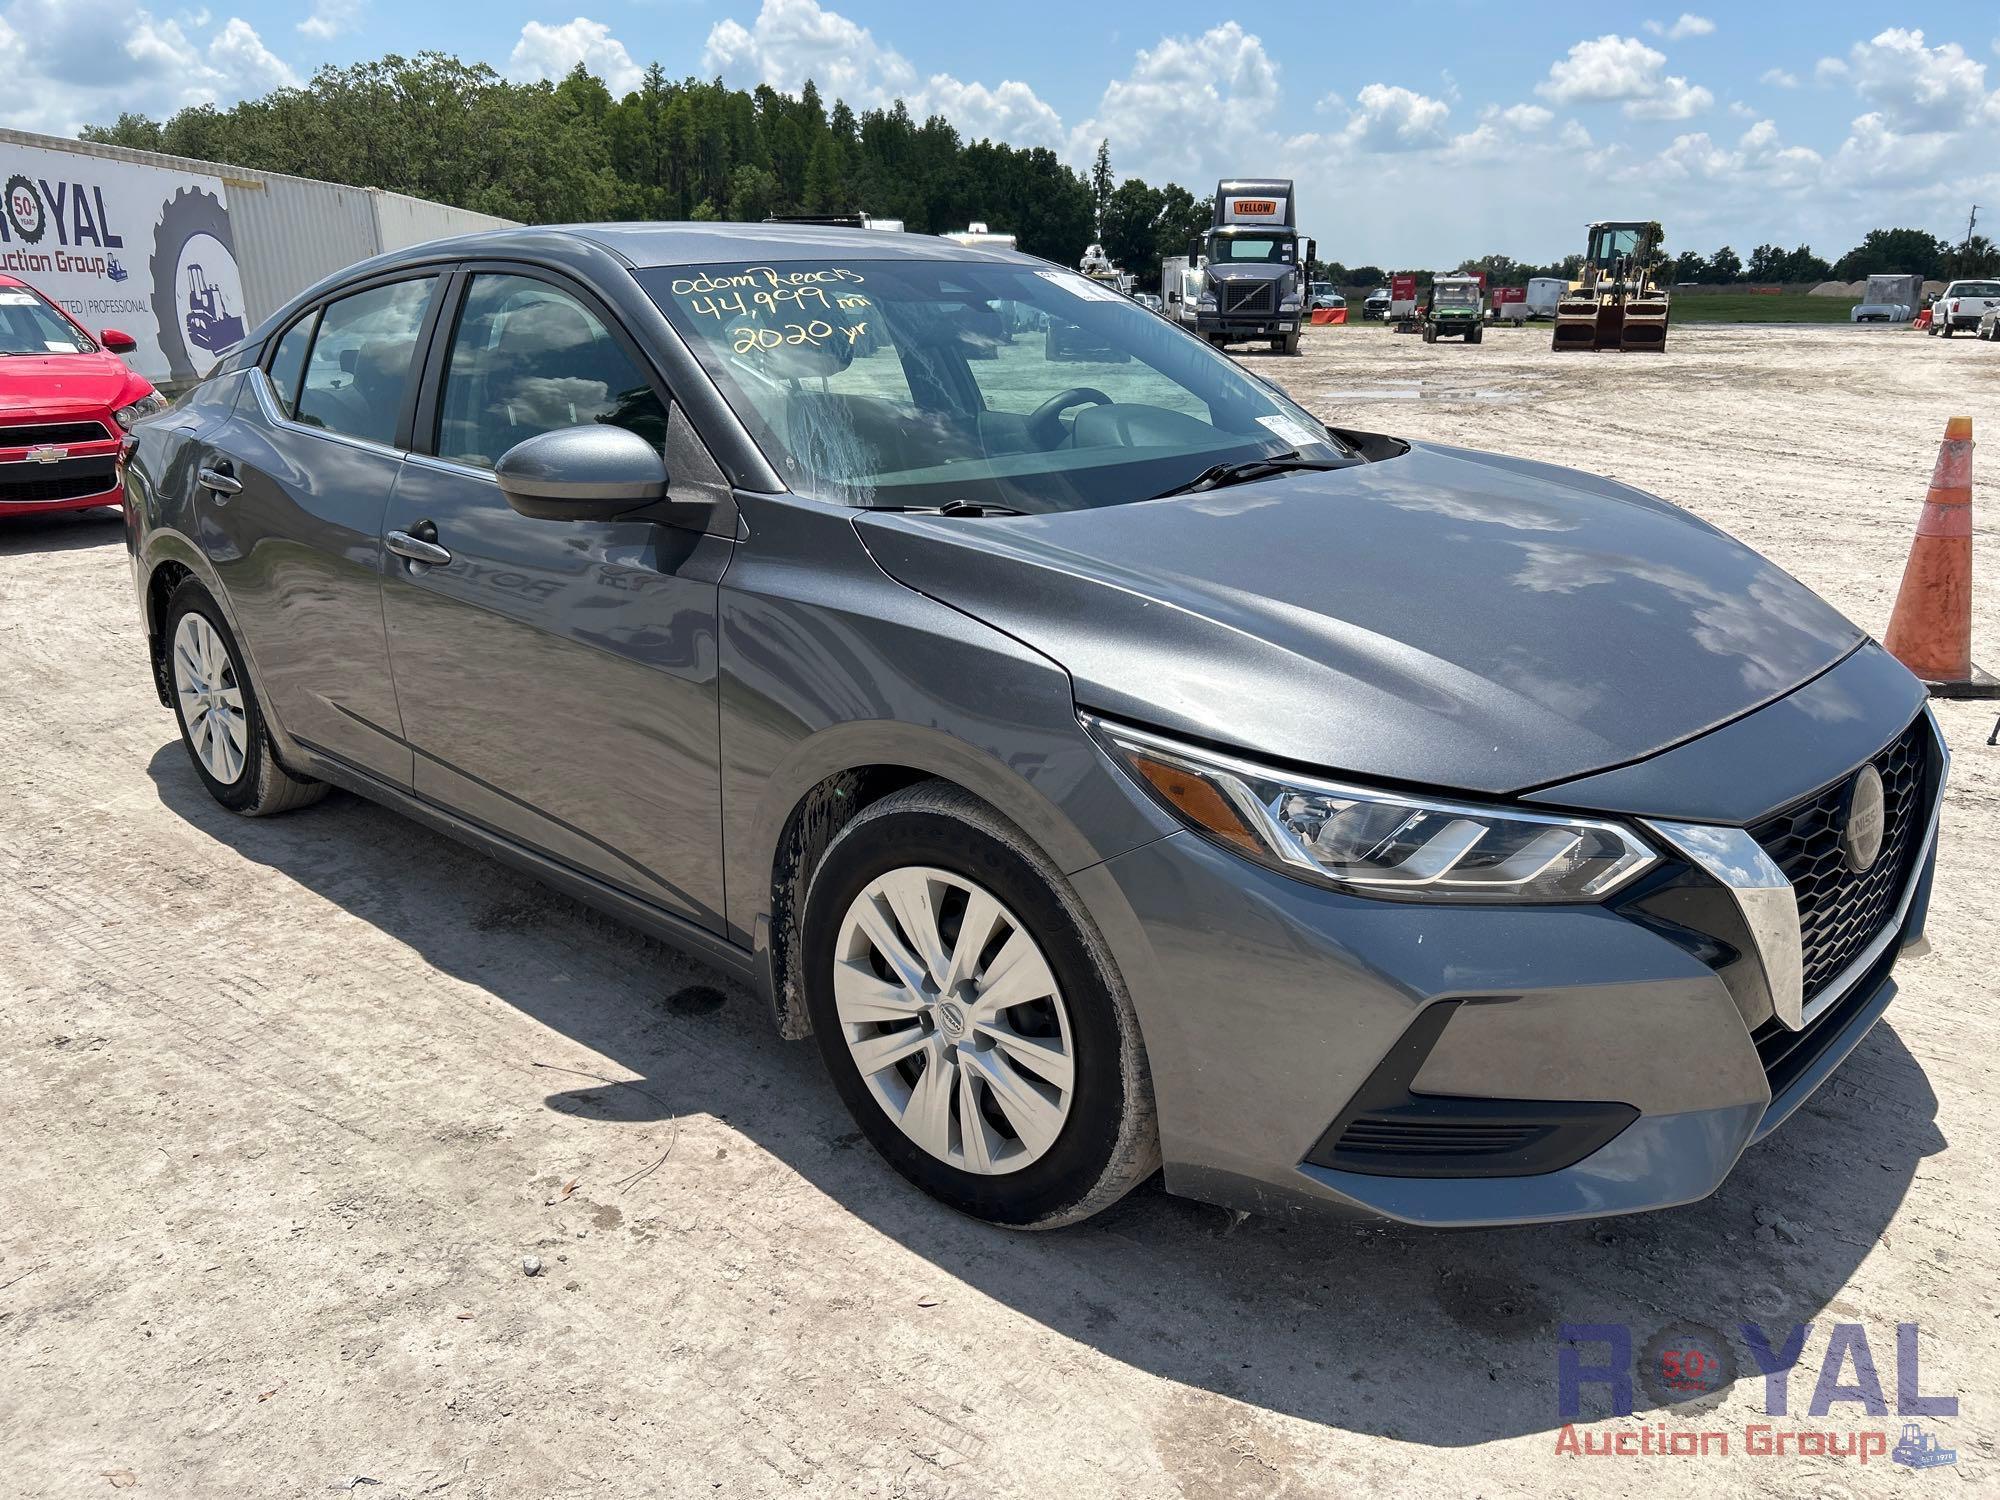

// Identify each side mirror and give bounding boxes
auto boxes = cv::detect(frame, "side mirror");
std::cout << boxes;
[101,329,138,354]
[495,425,672,523]
[338,347,358,374]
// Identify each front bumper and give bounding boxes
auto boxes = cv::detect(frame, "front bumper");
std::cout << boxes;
[1196,313,1301,340]
[0,416,124,515]
[1073,652,1944,1227]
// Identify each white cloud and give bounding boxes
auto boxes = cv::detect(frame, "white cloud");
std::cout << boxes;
[1626,75,1714,119]
[1760,67,1799,88]
[702,0,917,105]
[0,1,296,135]
[510,16,644,97]
[297,0,361,42]
[919,74,1063,149]
[208,17,297,93]
[1822,28,1994,131]
[1072,22,1280,177]
[1338,83,1451,151]
[1537,34,1712,118]
[1643,14,1715,41]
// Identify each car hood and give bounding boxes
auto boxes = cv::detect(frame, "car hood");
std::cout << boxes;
[854,441,1864,795]
[0,352,148,416]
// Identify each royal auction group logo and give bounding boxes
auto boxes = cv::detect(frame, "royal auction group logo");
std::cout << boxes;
[1554,1320,1960,1467]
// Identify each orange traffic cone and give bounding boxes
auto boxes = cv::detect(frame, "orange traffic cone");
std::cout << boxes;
[1882,416,1997,697]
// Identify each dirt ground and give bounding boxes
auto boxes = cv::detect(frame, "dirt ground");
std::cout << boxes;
[3,323,1996,1499]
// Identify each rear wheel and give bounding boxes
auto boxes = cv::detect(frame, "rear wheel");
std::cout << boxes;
[164,580,327,816]
[802,782,1158,1228]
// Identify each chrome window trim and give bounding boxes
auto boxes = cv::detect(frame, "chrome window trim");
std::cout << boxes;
[1645,707,1948,1034]
[245,366,411,462]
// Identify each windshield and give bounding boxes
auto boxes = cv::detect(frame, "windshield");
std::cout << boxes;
[1435,283,1479,307]
[640,259,1351,512]
[1208,234,1294,264]
[0,286,93,355]
[1588,227,1643,265]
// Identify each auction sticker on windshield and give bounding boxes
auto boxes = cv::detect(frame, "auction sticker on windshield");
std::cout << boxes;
[1035,270,1127,303]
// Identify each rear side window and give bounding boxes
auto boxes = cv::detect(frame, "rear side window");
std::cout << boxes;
[263,313,315,419]
[295,278,436,447]
[435,273,667,469]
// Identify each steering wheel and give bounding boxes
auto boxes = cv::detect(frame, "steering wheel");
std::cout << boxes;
[1027,387,1114,448]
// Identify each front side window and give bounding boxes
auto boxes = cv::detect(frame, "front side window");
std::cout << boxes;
[296,278,435,446]
[262,312,316,419]
[436,273,667,468]
[640,259,1352,513]
[0,285,92,355]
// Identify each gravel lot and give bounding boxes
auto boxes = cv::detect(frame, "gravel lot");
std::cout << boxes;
[3,323,1995,1498]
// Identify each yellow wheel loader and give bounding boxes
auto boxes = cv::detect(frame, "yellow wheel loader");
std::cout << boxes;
[1552,221,1670,352]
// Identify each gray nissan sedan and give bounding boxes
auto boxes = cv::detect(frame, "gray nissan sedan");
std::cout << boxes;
[122,224,1945,1229]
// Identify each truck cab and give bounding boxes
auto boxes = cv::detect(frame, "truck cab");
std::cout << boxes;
[1189,179,1314,354]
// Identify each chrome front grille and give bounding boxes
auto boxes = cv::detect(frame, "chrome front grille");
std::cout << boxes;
[1223,282,1273,314]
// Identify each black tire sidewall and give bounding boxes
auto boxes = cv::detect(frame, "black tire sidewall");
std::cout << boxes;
[164,584,269,811]
[802,807,1130,1227]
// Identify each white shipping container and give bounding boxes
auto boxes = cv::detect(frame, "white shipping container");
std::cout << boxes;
[1,128,513,386]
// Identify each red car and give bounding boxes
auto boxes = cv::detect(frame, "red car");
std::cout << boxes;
[1,274,165,517]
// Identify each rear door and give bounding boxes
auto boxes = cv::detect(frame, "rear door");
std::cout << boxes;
[378,265,733,931]
[205,274,446,785]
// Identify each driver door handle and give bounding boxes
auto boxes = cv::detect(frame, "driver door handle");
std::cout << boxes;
[386,528,452,567]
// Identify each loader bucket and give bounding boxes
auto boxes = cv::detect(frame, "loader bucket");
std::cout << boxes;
[1551,296,1603,351]
[1619,299,1669,352]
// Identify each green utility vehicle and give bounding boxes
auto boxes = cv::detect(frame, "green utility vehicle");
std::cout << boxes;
[1422,275,1484,343]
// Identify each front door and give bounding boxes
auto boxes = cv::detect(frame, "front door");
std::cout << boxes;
[379,270,731,931]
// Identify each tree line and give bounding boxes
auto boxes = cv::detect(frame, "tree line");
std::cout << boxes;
[80,51,1999,292]
[80,52,1212,283]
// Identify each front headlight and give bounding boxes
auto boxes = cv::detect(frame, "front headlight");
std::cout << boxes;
[113,392,168,430]
[1280,295,1302,310]
[1197,292,1217,310]
[1089,717,1657,903]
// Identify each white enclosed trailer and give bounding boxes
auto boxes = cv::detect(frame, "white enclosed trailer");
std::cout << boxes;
[1525,277,1566,320]
[1,128,513,387]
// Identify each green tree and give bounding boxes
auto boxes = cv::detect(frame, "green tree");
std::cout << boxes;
[1089,139,1113,235]
[1834,228,1948,281]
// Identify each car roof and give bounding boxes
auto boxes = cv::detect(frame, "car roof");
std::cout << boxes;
[392,222,1041,271]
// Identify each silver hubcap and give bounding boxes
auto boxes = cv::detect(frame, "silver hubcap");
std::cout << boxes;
[171,613,249,786]
[834,866,1075,1176]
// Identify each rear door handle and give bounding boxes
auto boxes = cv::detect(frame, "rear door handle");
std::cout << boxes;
[386,529,452,567]
[198,465,241,497]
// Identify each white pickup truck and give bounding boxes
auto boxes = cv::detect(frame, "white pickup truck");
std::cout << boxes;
[1930,279,2000,337]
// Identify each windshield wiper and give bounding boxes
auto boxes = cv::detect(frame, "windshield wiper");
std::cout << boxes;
[871,499,1028,518]
[1150,452,1349,499]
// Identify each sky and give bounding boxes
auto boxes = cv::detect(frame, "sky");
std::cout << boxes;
[3,0,1998,267]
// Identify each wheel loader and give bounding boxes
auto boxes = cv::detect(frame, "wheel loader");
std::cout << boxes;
[1551,221,1669,352]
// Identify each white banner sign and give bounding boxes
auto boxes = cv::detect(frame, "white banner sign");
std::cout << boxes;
[1,142,247,385]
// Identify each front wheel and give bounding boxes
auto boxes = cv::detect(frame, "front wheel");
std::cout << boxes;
[164,580,328,816]
[802,782,1159,1228]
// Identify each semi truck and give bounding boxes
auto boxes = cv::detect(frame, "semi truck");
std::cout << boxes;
[1186,178,1315,354]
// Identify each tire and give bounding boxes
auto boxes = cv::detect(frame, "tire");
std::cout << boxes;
[1269,337,1285,354]
[163,579,328,816]
[1941,325,1954,338]
[1282,331,1302,355]
[1468,325,1483,345]
[801,781,1159,1228]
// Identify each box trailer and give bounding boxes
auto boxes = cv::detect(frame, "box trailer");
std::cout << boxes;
[1,128,513,389]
